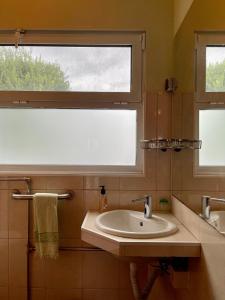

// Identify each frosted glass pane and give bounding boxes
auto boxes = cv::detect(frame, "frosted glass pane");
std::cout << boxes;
[206,46,225,92]
[0,46,131,92]
[199,110,225,166]
[0,109,136,165]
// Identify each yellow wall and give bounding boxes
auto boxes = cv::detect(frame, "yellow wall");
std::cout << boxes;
[173,0,194,36]
[174,0,225,91]
[0,0,174,92]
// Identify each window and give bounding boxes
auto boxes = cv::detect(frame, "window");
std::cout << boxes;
[0,30,144,175]
[196,106,225,175]
[206,46,225,92]
[199,109,225,166]
[0,46,131,92]
[0,30,143,105]
[195,32,225,102]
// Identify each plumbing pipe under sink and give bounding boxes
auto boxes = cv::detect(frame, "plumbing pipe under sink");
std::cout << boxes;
[129,258,189,299]
[129,262,160,300]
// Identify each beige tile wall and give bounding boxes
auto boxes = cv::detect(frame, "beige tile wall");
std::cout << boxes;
[0,93,175,300]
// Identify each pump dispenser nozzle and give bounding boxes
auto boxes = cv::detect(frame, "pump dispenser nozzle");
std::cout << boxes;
[100,185,106,195]
[99,185,108,211]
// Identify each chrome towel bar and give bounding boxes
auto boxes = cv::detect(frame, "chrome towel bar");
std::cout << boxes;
[29,246,102,252]
[12,191,73,200]
[0,176,31,182]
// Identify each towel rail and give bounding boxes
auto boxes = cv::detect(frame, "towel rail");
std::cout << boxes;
[12,191,73,200]
[0,176,31,182]
[29,246,103,252]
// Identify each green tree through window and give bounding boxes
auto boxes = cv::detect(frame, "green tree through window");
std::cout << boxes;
[206,60,225,92]
[0,47,70,91]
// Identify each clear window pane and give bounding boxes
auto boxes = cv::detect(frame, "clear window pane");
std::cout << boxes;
[0,109,136,166]
[206,46,225,92]
[0,46,131,92]
[199,110,225,166]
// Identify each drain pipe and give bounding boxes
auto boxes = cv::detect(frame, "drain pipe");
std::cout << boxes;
[130,263,142,300]
[129,258,189,299]
[129,262,160,300]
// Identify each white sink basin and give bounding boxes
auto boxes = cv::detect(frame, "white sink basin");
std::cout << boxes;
[208,211,225,235]
[95,210,178,238]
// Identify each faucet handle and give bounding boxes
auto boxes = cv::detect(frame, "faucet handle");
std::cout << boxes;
[132,195,152,219]
[132,195,151,203]
[145,195,151,204]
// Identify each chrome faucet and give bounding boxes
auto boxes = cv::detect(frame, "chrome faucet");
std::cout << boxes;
[201,195,225,219]
[132,195,152,219]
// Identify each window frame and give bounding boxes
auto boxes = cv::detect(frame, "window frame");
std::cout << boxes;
[0,105,144,176]
[0,30,145,175]
[0,30,144,107]
[195,31,225,103]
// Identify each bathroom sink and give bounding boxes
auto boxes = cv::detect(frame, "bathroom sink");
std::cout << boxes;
[208,211,225,235]
[95,210,178,238]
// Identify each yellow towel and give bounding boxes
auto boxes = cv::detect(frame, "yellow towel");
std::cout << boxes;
[33,193,59,259]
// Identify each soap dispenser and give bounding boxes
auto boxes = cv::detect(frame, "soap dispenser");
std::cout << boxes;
[99,185,108,212]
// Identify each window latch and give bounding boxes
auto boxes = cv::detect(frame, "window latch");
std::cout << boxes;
[113,101,128,105]
[12,100,29,105]
[15,29,25,48]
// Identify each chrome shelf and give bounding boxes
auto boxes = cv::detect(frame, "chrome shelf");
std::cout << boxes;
[140,139,202,152]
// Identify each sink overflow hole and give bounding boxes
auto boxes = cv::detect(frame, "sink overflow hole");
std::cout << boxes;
[139,222,143,227]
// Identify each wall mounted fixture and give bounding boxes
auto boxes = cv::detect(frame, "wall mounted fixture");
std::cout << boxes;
[12,191,73,200]
[165,78,177,93]
[140,139,202,152]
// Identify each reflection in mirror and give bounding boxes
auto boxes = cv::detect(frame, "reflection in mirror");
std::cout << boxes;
[206,46,225,92]
[172,92,225,237]
[172,191,225,236]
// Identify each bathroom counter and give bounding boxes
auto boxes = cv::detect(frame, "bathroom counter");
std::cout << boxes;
[81,211,201,257]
